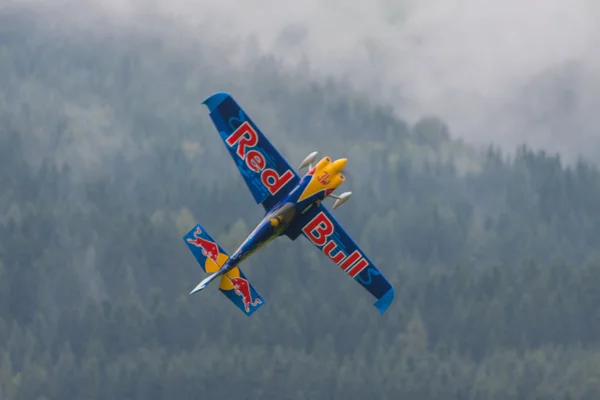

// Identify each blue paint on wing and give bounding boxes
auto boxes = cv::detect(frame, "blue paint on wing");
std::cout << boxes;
[356,267,381,285]
[202,92,300,210]
[374,288,395,315]
[202,92,229,112]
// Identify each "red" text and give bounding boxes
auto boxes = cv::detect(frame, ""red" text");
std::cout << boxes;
[226,121,294,195]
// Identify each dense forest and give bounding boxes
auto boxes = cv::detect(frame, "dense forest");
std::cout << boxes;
[2,5,600,399]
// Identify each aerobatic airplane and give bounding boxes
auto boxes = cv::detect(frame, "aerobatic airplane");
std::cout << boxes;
[182,92,395,316]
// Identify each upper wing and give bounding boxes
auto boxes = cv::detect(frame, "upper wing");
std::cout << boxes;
[286,203,395,314]
[202,92,300,211]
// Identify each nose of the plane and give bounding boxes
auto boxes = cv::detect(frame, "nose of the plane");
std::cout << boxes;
[333,158,347,171]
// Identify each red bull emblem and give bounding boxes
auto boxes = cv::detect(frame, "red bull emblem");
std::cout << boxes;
[302,211,369,278]
[229,276,262,312]
[186,227,220,263]
[317,171,331,185]
[225,121,294,195]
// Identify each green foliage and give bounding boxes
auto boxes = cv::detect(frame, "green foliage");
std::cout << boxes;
[2,6,600,399]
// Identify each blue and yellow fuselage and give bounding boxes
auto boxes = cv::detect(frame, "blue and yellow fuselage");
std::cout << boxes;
[223,156,348,270]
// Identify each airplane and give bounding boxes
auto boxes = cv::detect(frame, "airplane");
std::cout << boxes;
[182,92,395,316]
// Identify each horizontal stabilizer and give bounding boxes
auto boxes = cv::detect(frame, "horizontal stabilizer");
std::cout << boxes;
[183,223,265,316]
[183,224,229,273]
[218,267,265,316]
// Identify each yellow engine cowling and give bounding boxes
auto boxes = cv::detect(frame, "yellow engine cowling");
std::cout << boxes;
[312,157,347,192]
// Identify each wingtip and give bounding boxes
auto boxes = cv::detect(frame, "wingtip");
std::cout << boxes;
[374,287,395,315]
[202,92,230,112]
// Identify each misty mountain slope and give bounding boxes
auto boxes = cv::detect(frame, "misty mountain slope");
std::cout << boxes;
[3,6,600,399]
[76,0,600,161]
[0,4,467,173]
[3,6,600,285]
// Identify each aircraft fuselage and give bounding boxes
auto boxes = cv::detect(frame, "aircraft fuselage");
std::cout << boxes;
[222,156,348,272]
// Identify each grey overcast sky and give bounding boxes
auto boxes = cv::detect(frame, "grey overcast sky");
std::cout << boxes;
[15,0,600,160]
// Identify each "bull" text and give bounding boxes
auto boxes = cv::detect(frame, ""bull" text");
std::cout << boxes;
[302,211,369,278]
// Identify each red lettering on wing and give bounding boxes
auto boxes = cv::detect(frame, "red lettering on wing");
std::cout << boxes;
[246,149,266,172]
[339,250,361,272]
[347,258,369,278]
[323,241,346,263]
[302,212,371,279]
[302,212,334,246]
[226,121,258,159]
[261,169,294,195]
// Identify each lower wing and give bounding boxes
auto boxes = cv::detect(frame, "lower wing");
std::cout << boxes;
[286,204,395,314]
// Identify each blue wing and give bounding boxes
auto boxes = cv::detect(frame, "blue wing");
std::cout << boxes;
[202,92,300,211]
[285,203,395,314]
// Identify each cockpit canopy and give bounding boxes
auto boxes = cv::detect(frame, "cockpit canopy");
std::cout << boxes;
[267,203,297,229]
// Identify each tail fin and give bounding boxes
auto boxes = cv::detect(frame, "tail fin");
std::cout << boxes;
[183,224,265,316]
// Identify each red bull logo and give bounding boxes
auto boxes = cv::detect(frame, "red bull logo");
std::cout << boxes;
[225,121,294,195]
[186,227,220,263]
[229,276,262,312]
[302,211,369,279]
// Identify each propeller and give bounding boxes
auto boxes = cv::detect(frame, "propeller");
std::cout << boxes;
[298,151,355,210]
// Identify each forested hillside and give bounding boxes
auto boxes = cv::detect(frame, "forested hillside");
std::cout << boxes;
[2,6,600,399]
